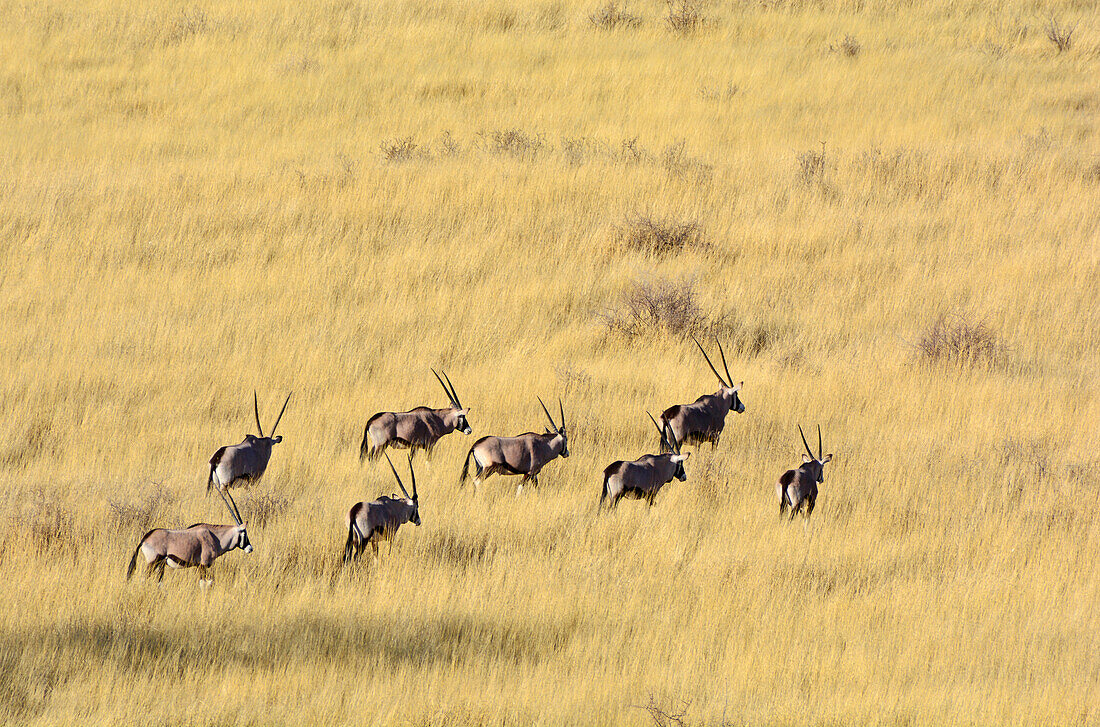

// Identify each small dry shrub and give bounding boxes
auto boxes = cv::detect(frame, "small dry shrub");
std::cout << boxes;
[561,136,610,166]
[699,81,738,101]
[665,0,702,34]
[589,1,642,29]
[478,129,547,158]
[554,364,593,393]
[240,491,292,528]
[830,35,861,57]
[620,137,651,164]
[602,278,709,340]
[661,140,713,181]
[165,9,210,46]
[619,213,703,256]
[1087,157,1100,183]
[733,321,781,358]
[916,315,1008,368]
[1045,16,1077,53]
[798,142,828,185]
[638,696,691,727]
[278,55,319,74]
[998,439,1051,482]
[107,485,175,531]
[17,493,77,557]
[380,136,420,162]
[482,8,519,31]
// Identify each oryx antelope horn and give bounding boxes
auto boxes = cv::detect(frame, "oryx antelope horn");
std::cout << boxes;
[254,390,264,437]
[691,334,729,388]
[432,369,460,407]
[665,421,681,454]
[647,411,672,452]
[716,337,733,389]
[538,396,559,431]
[442,370,462,409]
[818,424,823,459]
[270,392,292,437]
[798,424,816,459]
[217,484,243,526]
[559,397,565,430]
[384,451,413,500]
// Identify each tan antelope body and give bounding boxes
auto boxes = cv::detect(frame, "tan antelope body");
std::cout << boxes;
[659,337,744,450]
[600,414,690,510]
[777,425,833,520]
[360,370,471,461]
[344,453,421,562]
[208,391,292,522]
[126,499,252,587]
[126,524,251,586]
[460,398,569,495]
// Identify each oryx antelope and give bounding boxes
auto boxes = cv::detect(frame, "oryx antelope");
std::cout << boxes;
[126,496,252,587]
[599,413,690,510]
[460,397,569,495]
[208,391,292,523]
[658,336,745,450]
[777,425,833,520]
[360,370,472,462]
[344,452,421,563]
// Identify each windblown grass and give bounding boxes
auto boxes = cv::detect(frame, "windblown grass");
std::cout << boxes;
[1,0,1098,724]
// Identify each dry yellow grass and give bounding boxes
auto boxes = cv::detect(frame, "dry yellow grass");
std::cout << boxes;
[2,0,1099,724]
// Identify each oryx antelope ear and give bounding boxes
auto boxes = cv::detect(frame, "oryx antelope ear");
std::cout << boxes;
[671,454,687,463]
[822,454,833,463]
[802,453,813,463]
[733,381,742,391]
[459,408,470,415]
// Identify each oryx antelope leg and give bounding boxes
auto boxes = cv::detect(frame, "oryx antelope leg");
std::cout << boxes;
[155,558,167,582]
[804,496,816,519]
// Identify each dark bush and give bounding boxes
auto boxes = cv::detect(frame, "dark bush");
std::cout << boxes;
[602,279,708,340]
[916,315,1008,368]
[589,2,642,30]
[619,213,703,256]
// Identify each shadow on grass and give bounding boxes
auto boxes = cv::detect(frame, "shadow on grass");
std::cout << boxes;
[0,611,587,719]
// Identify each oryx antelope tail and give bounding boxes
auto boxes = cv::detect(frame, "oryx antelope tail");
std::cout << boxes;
[359,426,374,462]
[599,462,622,513]
[360,414,385,462]
[126,528,157,580]
[207,447,226,493]
[343,504,362,564]
[343,521,356,564]
[460,446,476,485]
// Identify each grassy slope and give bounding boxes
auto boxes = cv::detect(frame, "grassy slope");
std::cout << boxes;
[1,0,1098,724]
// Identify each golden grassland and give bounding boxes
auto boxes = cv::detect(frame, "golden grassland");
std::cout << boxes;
[1,0,1099,723]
